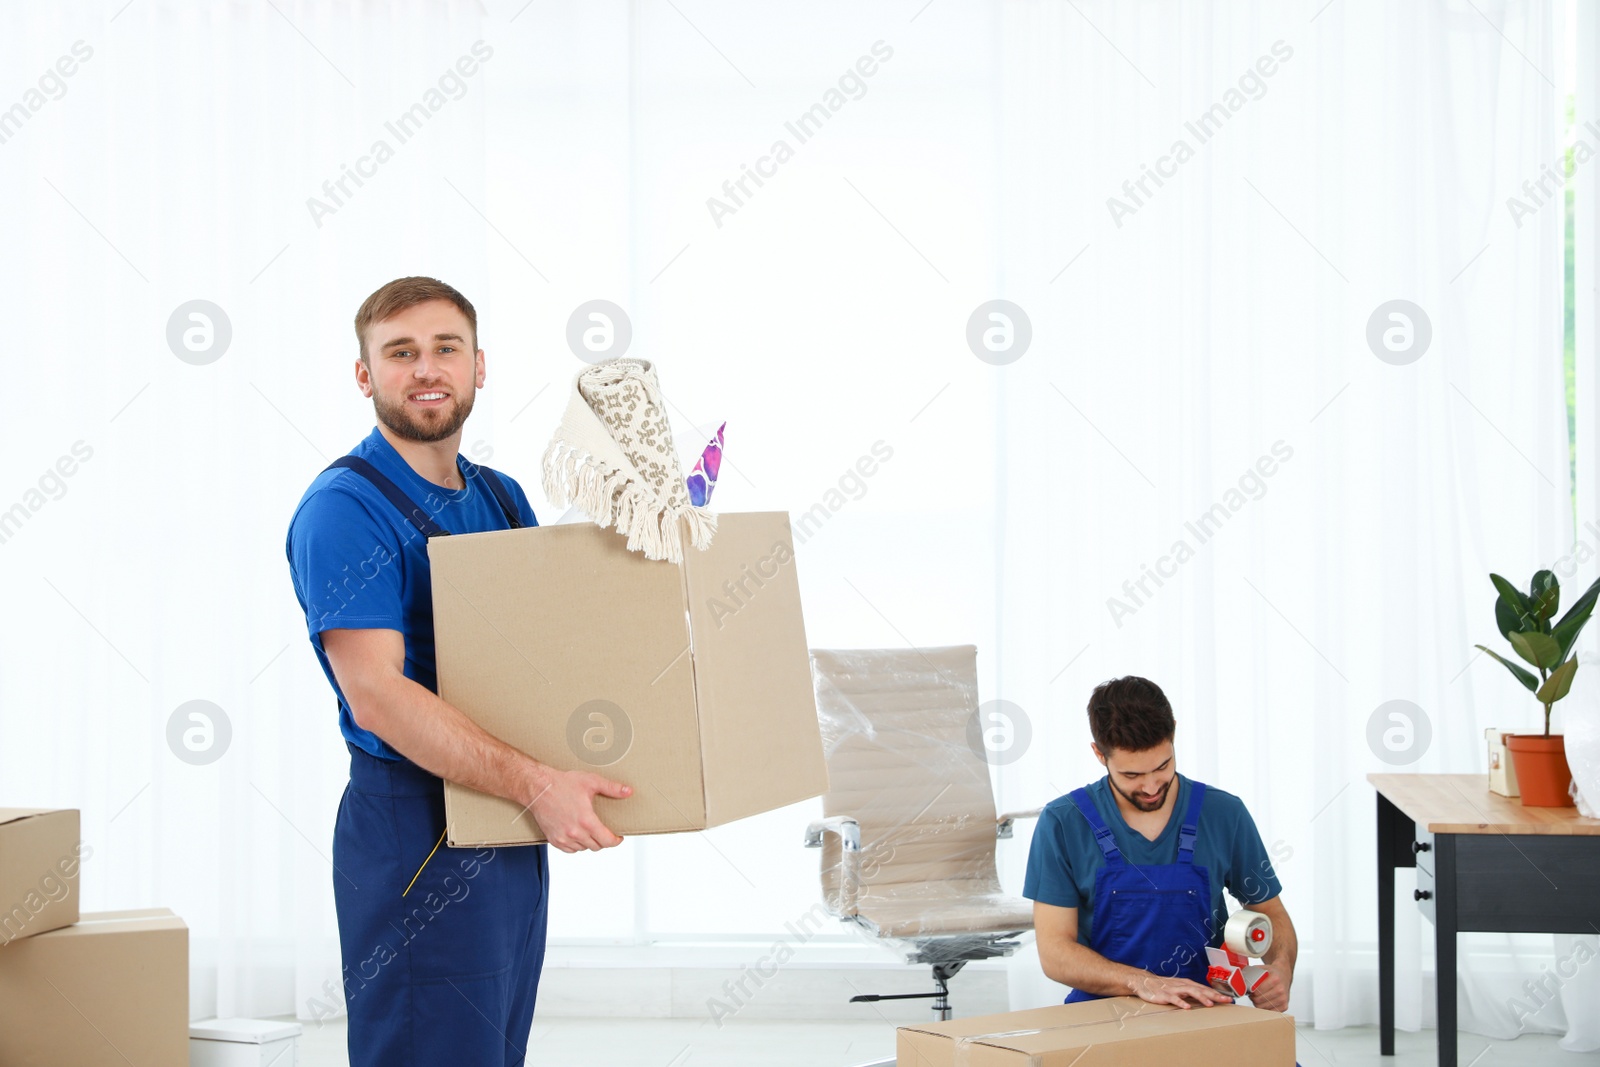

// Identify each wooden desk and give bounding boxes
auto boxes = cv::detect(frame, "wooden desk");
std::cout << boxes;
[1369,774,1600,1067]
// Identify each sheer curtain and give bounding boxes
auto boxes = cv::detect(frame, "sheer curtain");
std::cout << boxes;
[0,0,1001,1020]
[990,0,1580,1043]
[1,0,507,1021]
[0,0,1580,1038]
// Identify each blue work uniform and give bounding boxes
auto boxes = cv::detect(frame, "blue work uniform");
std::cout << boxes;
[1023,773,1283,1002]
[286,427,548,1067]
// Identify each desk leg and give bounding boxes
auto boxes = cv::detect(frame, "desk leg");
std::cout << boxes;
[1434,834,1457,1067]
[1377,792,1400,1056]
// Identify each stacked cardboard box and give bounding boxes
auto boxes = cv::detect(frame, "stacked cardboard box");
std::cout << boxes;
[0,808,189,1066]
[0,809,81,944]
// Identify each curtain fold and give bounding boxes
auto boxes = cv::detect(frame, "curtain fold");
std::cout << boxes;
[993,0,1577,1041]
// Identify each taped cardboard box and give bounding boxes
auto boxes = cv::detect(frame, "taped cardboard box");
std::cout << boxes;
[897,996,1296,1066]
[432,511,828,846]
[0,808,81,944]
[0,908,188,1067]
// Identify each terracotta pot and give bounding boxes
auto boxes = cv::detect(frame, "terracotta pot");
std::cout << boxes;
[1505,734,1574,807]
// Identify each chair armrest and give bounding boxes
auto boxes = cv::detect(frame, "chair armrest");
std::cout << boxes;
[804,816,861,852]
[996,807,1043,840]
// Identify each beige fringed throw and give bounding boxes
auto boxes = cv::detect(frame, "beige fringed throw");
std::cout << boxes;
[541,358,717,562]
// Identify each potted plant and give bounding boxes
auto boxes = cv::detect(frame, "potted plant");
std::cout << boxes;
[1474,570,1600,806]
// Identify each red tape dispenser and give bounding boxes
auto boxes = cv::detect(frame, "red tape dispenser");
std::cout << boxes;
[1205,909,1274,998]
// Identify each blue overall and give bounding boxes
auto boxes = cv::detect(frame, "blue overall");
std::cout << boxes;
[1063,780,1213,1003]
[324,455,550,1067]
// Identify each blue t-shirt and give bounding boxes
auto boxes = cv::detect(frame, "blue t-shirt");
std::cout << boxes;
[285,427,538,761]
[1022,774,1283,948]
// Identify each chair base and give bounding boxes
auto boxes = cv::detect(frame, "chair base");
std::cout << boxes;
[849,960,967,1021]
[843,925,1027,1021]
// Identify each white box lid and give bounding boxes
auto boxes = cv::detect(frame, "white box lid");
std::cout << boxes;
[189,1017,303,1043]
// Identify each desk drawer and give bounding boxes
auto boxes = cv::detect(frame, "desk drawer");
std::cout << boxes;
[1454,835,1600,932]
[1416,834,1600,933]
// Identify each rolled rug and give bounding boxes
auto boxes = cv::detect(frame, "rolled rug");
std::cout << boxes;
[541,357,717,562]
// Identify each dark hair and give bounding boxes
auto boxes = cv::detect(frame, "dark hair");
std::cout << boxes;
[354,276,477,363]
[1087,676,1175,754]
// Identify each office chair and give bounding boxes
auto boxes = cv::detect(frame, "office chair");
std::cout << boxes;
[805,645,1040,1021]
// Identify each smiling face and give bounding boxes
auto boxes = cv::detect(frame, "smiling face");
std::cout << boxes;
[356,298,484,444]
[1095,740,1176,813]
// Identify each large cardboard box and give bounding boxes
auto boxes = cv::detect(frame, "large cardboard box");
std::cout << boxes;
[0,908,188,1066]
[897,997,1296,1066]
[432,511,829,846]
[0,808,81,944]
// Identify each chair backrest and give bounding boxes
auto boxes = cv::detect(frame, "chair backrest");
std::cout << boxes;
[809,646,1002,912]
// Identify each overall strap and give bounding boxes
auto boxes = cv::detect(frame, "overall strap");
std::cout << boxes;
[1177,780,1207,863]
[461,460,523,530]
[1069,787,1123,863]
[325,456,449,539]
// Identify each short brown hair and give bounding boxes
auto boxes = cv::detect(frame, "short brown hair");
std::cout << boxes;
[354,276,478,363]
[1087,676,1175,755]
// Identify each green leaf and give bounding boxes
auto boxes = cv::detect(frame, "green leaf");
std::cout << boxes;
[1495,595,1525,640]
[1553,576,1600,661]
[1492,574,1538,632]
[1537,657,1580,704]
[1474,645,1540,693]
[1509,630,1562,670]
[1530,570,1560,628]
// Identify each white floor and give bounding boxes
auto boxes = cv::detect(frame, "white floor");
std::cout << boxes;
[282,1014,1600,1066]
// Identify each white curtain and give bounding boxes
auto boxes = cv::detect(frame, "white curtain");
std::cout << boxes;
[0,0,1003,1020]
[991,0,1584,1044]
[0,0,1583,1040]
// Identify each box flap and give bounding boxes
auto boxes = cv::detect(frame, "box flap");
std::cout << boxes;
[682,513,828,827]
[0,808,63,827]
[45,908,187,937]
[432,523,707,846]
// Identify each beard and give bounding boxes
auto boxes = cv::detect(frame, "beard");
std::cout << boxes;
[373,384,475,443]
[1109,773,1173,813]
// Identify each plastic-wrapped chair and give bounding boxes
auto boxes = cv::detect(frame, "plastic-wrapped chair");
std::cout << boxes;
[804,645,1040,1021]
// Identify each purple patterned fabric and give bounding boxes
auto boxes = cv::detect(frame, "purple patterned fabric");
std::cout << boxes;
[686,421,725,507]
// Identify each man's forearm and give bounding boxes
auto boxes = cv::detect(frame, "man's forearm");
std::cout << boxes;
[1043,938,1163,996]
[1263,921,1298,975]
[349,668,550,809]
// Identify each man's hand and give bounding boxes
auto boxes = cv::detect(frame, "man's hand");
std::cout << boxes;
[1036,901,1236,1005]
[1128,973,1236,1009]
[1247,966,1291,1013]
[525,767,633,853]
[1243,895,1298,1014]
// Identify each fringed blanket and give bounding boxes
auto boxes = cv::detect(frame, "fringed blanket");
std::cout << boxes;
[541,358,716,562]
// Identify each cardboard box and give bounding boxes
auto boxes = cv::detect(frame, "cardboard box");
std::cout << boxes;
[0,908,188,1066]
[1487,727,1521,797]
[432,511,828,846]
[897,997,1296,1066]
[190,1017,302,1066]
[0,808,81,944]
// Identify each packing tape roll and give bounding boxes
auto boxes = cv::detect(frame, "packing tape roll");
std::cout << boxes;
[1223,909,1273,958]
